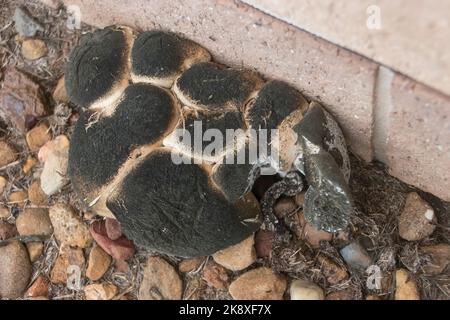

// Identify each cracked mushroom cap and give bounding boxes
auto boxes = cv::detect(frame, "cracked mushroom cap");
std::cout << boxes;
[173,62,264,111]
[65,26,133,108]
[106,147,260,257]
[68,83,180,214]
[131,31,211,87]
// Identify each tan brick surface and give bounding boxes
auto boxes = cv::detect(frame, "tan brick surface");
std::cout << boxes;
[387,74,450,201]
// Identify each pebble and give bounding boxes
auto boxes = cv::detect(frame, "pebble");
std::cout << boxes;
[294,192,305,207]
[317,255,348,285]
[86,245,112,281]
[0,205,11,219]
[0,220,18,240]
[139,256,183,300]
[302,220,333,248]
[0,68,48,132]
[50,247,85,284]
[26,241,44,262]
[202,261,229,290]
[90,220,135,260]
[28,179,47,205]
[39,135,70,195]
[290,279,324,300]
[8,190,28,208]
[0,141,18,167]
[213,235,256,271]
[114,259,130,273]
[419,244,450,275]
[340,242,373,271]
[0,176,7,194]
[105,217,122,240]
[84,283,118,300]
[326,288,358,300]
[53,76,69,103]
[21,39,47,60]
[25,276,49,298]
[254,229,275,258]
[22,156,38,174]
[398,192,437,241]
[13,8,44,37]
[16,208,53,236]
[49,203,92,248]
[26,122,51,151]
[228,267,286,300]
[273,197,297,218]
[179,257,204,273]
[0,241,32,298]
[395,269,420,300]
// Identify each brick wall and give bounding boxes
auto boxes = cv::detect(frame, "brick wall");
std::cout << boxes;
[40,0,450,201]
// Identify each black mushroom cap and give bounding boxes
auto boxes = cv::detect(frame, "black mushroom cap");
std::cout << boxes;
[106,148,261,257]
[174,62,264,111]
[65,26,132,107]
[68,83,179,204]
[131,31,210,87]
[163,108,246,162]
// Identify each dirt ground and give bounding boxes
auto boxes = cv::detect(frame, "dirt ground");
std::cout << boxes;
[0,0,449,300]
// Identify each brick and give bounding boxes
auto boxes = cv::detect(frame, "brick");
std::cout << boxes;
[386,74,450,201]
[41,0,377,161]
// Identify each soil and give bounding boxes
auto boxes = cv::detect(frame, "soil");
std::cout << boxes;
[0,0,448,300]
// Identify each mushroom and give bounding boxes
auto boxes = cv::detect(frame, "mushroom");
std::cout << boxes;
[65,26,133,111]
[131,31,211,88]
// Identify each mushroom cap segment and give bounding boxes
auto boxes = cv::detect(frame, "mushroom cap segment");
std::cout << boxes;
[131,31,211,87]
[106,148,260,257]
[68,83,179,206]
[65,26,133,107]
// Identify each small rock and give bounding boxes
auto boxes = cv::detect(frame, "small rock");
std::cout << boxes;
[317,255,348,285]
[0,141,18,167]
[326,288,358,300]
[13,8,44,37]
[0,176,7,194]
[40,135,70,195]
[105,217,122,240]
[294,192,305,207]
[0,221,18,240]
[90,220,135,260]
[50,247,85,284]
[420,244,450,275]
[22,156,38,174]
[179,257,204,273]
[53,77,69,103]
[139,256,183,300]
[213,235,257,271]
[228,267,286,300]
[86,245,112,281]
[302,220,333,248]
[84,283,118,300]
[399,192,437,241]
[0,68,48,132]
[290,279,324,300]
[0,205,11,219]
[26,241,44,262]
[49,203,92,248]
[28,179,47,205]
[0,241,32,298]
[21,39,47,60]
[274,197,297,218]
[25,276,49,298]
[340,242,373,271]
[202,261,229,290]
[8,190,28,208]
[114,259,129,273]
[26,122,51,151]
[254,229,275,258]
[16,208,53,236]
[395,269,420,300]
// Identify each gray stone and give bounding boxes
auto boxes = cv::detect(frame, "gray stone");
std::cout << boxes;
[13,7,44,37]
